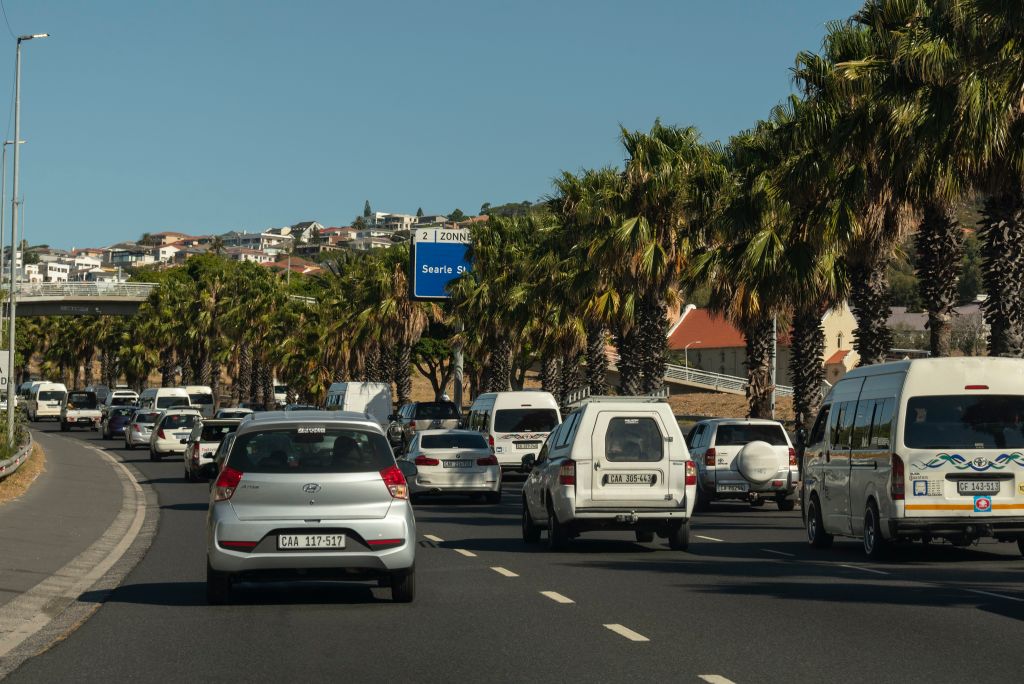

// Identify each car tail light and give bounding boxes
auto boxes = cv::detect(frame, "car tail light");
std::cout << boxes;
[788,447,797,467]
[218,540,257,551]
[214,466,243,501]
[157,428,166,439]
[558,459,576,486]
[477,454,499,466]
[366,538,403,549]
[380,464,409,499]
[132,424,141,433]
[965,385,988,390]
[704,447,716,467]
[891,454,905,501]
[414,455,440,466]
[685,461,697,485]
[409,420,417,430]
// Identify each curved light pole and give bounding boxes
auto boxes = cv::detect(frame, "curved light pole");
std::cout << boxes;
[7,33,48,447]
[684,340,702,382]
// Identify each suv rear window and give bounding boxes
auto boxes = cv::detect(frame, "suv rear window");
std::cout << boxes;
[39,391,65,401]
[605,417,664,462]
[715,424,789,446]
[494,409,559,433]
[134,411,159,424]
[110,396,137,406]
[413,402,460,420]
[110,407,136,418]
[66,392,98,409]
[200,424,237,442]
[228,428,394,473]
[157,397,190,409]
[189,393,214,405]
[904,394,1024,449]
[421,433,488,449]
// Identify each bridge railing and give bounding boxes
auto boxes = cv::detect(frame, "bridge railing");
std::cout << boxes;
[5,282,158,299]
[609,353,794,397]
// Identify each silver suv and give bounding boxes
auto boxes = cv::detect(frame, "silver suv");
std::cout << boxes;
[686,418,798,511]
[205,411,418,604]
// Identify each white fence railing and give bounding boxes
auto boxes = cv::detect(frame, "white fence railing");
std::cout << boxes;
[7,282,157,299]
[0,432,33,483]
[608,353,794,397]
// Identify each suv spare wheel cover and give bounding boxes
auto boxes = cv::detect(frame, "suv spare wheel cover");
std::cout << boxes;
[736,440,782,485]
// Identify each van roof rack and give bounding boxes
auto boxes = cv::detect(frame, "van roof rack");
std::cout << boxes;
[564,386,669,408]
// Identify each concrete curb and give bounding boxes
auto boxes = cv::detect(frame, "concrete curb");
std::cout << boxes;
[0,435,159,679]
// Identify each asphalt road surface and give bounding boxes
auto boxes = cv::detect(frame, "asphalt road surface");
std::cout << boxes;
[7,425,1024,683]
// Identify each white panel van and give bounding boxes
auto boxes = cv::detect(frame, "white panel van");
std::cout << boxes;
[27,382,67,421]
[182,385,215,418]
[803,357,1024,558]
[466,391,561,471]
[324,382,392,430]
[139,387,192,412]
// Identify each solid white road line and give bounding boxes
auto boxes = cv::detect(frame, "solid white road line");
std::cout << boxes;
[698,675,737,684]
[696,535,724,542]
[491,566,519,577]
[453,548,476,557]
[761,548,795,557]
[603,624,649,642]
[965,589,1024,603]
[540,591,574,604]
[423,534,444,543]
[840,564,890,575]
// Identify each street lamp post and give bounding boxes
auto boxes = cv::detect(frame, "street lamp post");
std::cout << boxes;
[0,140,16,340]
[684,340,702,381]
[7,33,48,447]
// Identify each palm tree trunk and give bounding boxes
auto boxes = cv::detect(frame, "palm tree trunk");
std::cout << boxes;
[487,337,513,392]
[585,324,609,395]
[557,353,583,410]
[83,349,95,388]
[979,194,1024,357]
[849,257,894,366]
[248,356,261,405]
[790,305,826,437]
[744,317,774,419]
[236,346,251,404]
[260,363,274,410]
[639,296,668,394]
[210,357,221,410]
[613,324,643,396]
[394,342,413,406]
[363,348,381,383]
[917,202,963,357]
[160,349,175,387]
[100,350,110,388]
[540,355,559,395]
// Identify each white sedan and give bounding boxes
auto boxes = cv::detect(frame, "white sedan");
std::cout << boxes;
[150,408,202,461]
[400,429,501,503]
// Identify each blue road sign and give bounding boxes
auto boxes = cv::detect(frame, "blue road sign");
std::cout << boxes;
[410,227,471,300]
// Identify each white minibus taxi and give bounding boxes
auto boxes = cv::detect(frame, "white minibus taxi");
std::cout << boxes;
[182,385,215,418]
[466,391,561,471]
[803,357,1024,559]
[139,387,192,412]
[27,382,67,421]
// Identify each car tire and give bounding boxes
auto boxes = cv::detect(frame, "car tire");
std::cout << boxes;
[102,429,110,440]
[390,567,415,603]
[125,440,134,450]
[60,421,68,432]
[485,491,501,505]
[521,500,541,543]
[776,494,796,512]
[1017,538,1024,557]
[150,449,161,461]
[546,504,568,551]
[635,530,655,544]
[750,497,765,508]
[806,495,833,548]
[668,521,690,551]
[863,500,890,560]
[206,560,232,605]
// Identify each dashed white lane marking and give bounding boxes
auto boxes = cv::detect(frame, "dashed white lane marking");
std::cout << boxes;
[491,566,519,577]
[761,548,795,557]
[965,589,1024,603]
[840,564,890,575]
[696,535,724,542]
[423,534,444,543]
[603,624,649,642]
[453,548,476,557]
[698,675,737,684]
[540,591,574,604]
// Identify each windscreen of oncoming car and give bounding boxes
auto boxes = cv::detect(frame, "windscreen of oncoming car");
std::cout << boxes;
[39,391,65,401]
[134,411,159,425]
[157,397,190,409]
[421,433,488,450]
[413,402,460,420]
[189,393,213,405]
[715,424,789,446]
[200,424,236,442]
[161,414,198,430]
[66,392,98,409]
[227,428,394,473]
[493,409,559,433]
[904,394,1024,449]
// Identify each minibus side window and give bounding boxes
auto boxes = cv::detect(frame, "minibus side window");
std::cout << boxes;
[851,400,877,450]
[809,407,830,447]
[828,403,845,448]
[833,401,857,450]
[869,399,895,448]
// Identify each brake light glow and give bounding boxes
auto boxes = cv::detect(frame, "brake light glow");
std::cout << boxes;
[132,424,141,433]
[965,385,989,390]
[409,420,417,430]
[488,434,494,448]
[788,447,797,467]
[218,540,257,551]
[685,461,697,485]
[367,538,403,549]
[414,455,440,466]
[477,454,499,466]
[558,459,576,486]
[157,428,166,439]
[704,447,717,467]
[891,454,905,501]
[380,464,409,499]
[214,466,243,501]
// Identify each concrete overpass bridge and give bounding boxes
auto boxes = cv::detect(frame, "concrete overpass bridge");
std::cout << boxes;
[3,282,156,316]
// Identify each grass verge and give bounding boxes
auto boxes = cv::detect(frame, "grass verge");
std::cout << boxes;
[0,443,46,505]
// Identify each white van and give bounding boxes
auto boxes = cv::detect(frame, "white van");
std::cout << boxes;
[466,391,562,471]
[325,382,392,430]
[182,385,215,418]
[27,382,67,421]
[803,357,1024,559]
[139,387,192,412]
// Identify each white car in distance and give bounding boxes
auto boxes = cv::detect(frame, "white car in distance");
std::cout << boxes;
[150,408,202,461]
[401,430,501,503]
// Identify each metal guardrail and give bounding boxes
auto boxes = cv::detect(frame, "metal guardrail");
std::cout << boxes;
[5,282,157,299]
[608,353,794,397]
[0,432,34,483]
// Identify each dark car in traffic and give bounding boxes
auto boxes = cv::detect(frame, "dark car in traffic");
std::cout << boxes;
[102,406,137,440]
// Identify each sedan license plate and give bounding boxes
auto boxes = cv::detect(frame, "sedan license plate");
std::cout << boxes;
[717,483,749,493]
[443,459,472,468]
[957,480,1000,495]
[607,473,654,485]
[277,534,346,550]
[515,442,541,450]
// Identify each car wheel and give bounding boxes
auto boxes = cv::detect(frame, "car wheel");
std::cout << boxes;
[60,421,68,432]
[776,494,796,512]
[750,497,765,508]
[206,560,232,605]
[390,567,415,603]
[806,495,833,548]
[102,429,110,440]
[150,449,161,461]
[184,468,191,482]
[1017,538,1024,557]
[668,520,690,551]
[125,440,134,450]
[485,491,501,505]
[635,530,655,544]
[863,500,890,560]
[521,499,541,543]
[546,504,568,551]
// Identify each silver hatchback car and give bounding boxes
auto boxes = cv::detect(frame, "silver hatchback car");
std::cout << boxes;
[205,411,418,604]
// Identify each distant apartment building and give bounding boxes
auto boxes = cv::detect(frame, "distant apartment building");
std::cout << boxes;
[109,247,158,268]
[221,230,293,253]
[225,247,275,264]
[415,214,451,225]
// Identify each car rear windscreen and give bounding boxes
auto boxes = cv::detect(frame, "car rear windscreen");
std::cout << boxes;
[189,393,214,405]
[904,394,1024,449]
[421,433,488,449]
[157,397,190,409]
[39,391,65,401]
[134,412,159,424]
[715,424,789,446]
[111,407,136,418]
[200,424,237,442]
[605,417,664,462]
[228,428,394,473]
[110,396,137,406]
[66,392,98,409]
[161,414,198,430]
[413,402,460,420]
[494,409,559,433]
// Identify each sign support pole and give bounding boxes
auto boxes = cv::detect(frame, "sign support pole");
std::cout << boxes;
[452,319,464,409]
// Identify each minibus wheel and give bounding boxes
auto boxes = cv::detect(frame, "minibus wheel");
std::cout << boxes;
[863,501,890,559]
[1017,538,1024,557]
[806,495,833,548]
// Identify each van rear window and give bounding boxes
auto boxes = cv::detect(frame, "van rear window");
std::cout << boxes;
[228,428,393,473]
[66,392,98,409]
[715,424,789,446]
[904,395,1024,449]
[605,417,664,462]
[39,391,65,401]
[413,402,460,419]
[189,393,214,405]
[494,409,559,433]
[157,397,190,409]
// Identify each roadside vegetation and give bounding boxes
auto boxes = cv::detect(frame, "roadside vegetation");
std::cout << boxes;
[0,444,45,505]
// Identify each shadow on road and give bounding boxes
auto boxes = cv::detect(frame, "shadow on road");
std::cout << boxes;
[79,580,389,607]
[160,502,208,511]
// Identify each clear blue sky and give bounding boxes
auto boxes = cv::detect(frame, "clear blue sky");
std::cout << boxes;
[0,0,861,250]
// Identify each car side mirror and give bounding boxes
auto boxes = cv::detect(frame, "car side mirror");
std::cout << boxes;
[521,454,537,471]
[396,460,418,479]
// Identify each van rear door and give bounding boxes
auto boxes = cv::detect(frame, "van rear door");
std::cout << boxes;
[589,411,674,505]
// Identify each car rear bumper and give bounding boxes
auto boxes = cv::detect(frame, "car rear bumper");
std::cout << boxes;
[152,440,185,454]
[889,516,1024,539]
